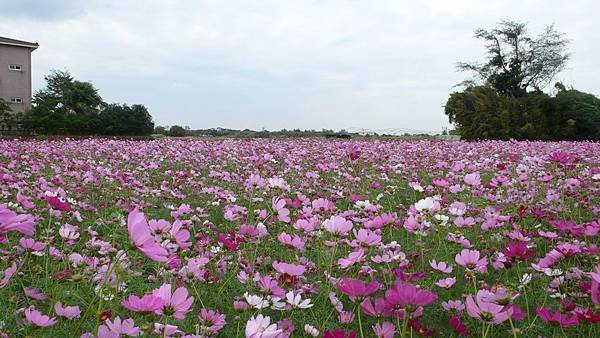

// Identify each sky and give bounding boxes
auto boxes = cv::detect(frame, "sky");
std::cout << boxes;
[1,0,598,133]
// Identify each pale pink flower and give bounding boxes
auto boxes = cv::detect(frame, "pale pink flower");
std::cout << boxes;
[54,301,81,319]
[455,249,488,273]
[430,259,453,273]
[122,294,165,312]
[465,290,512,324]
[24,306,56,327]
[99,317,140,337]
[324,215,353,236]
[272,261,306,276]
[436,277,457,289]
[152,284,194,320]
[245,314,283,338]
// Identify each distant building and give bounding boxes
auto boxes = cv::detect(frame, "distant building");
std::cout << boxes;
[0,36,39,112]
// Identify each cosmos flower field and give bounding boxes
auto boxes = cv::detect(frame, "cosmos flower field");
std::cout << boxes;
[0,138,599,338]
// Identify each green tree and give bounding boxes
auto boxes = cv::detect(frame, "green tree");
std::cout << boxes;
[0,99,18,132]
[98,103,155,136]
[457,20,570,97]
[168,125,187,137]
[23,70,103,134]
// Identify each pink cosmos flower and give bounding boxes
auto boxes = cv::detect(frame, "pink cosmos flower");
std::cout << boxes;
[24,288,45,300]
[324,215,353,236]
[17,191,35,209]
[24,306,57,327]
[336,278,381,301]
[199,308,226,335]
[360,297,386,317]
[272,197,290,223]
[19,238,45,252]
[277,232,305,250]
[464,172,481,186]
[0,204,36,236]
[372,322,395,338]
[0,262,17,288]
[435,277,457,289]
[353,228,382,246]
[122,294,165,312]
[54,301,81,319]
[272,261,306,276]
[536,307,579,327]
[338,249,365,269]
[455,249,488,273]
[442,300,465,312]
[152,283,194,320]
[127,209,168,262]
[245,314,282,338]
[465,290,512,324]
[429,259,452,273]
[98,317,140,337]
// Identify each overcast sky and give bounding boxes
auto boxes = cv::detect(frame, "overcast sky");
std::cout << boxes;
[1,0,598,133]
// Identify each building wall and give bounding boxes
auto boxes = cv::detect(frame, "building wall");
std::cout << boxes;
[0,44,33,112]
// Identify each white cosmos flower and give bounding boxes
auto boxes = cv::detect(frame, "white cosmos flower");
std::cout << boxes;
[245,314,282,338]
[286,291,313,309]
[544,268,563,277]
[415,197,435,212]
[519,273,533,287]
[269,296,286,311]
[244,292,269,309]
[304,324,319,337]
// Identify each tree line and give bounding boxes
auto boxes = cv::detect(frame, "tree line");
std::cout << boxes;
[1,70,154,136]
[445,20,600,141]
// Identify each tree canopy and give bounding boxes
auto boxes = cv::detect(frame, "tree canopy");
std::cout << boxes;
[446,20,599,141]
[457,20,570,97]
[22,70,154,136]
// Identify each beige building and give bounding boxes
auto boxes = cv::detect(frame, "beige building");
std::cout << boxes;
[0,36,38,112]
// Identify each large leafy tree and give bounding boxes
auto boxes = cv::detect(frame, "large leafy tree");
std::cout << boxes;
[457,20,570,97]
[22,70,155,136]
[33,70,103,116]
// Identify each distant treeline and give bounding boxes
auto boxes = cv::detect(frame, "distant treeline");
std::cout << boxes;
[152,126,446,139]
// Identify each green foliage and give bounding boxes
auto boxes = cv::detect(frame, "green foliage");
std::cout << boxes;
[445,85,600,140]
[168,125,188,137]
[99,103,155,136]
[0,98,19,131]
[457,20,570,94]
[448,20,599,141]
[21,70,154,136]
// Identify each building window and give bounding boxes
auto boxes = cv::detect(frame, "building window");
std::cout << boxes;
[9,97,23,103]
[8,64,22,71]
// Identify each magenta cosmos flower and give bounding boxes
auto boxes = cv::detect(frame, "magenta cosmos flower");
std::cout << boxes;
[152,283,194,320]
[384,282,438,318]
[336,278,381,301]
[536,307,579,327]
[465,290,512,324]
[455,249,488,273]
